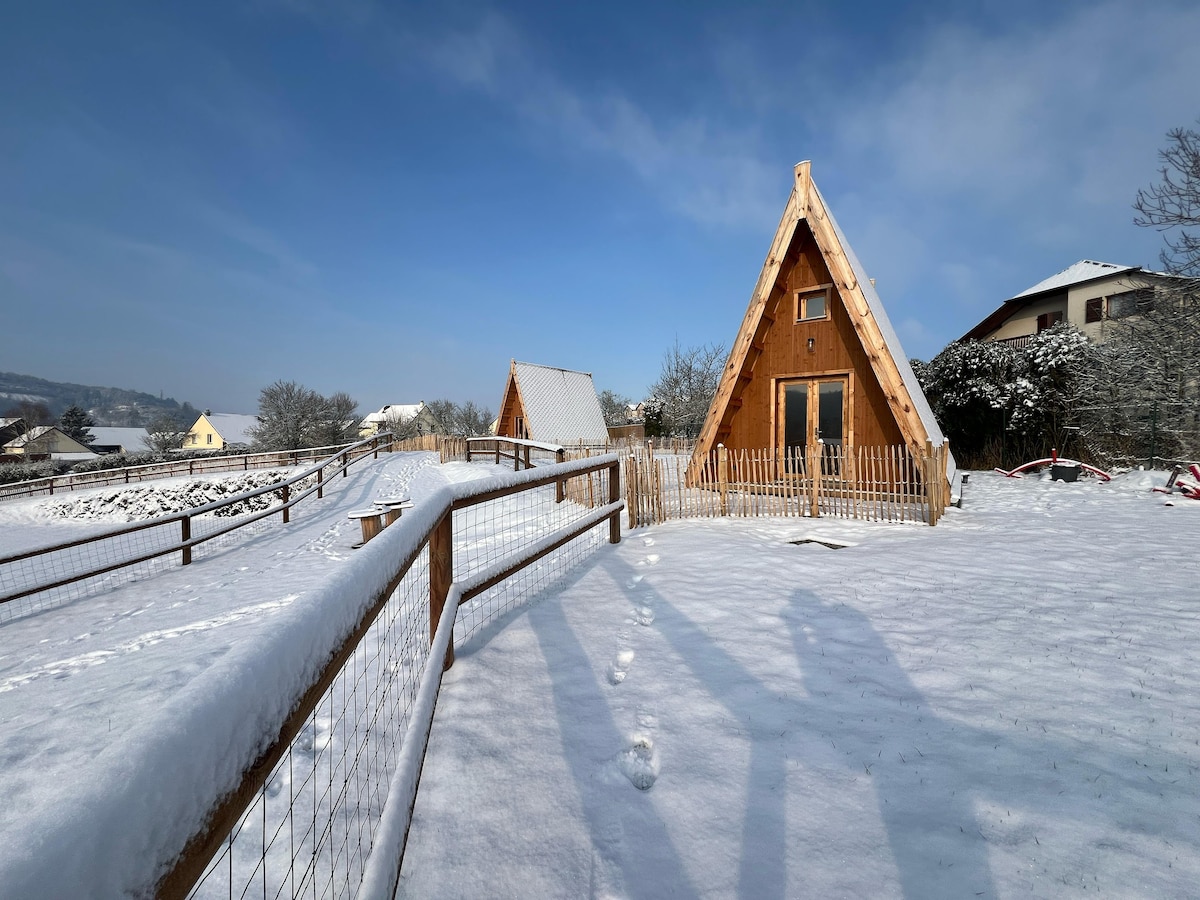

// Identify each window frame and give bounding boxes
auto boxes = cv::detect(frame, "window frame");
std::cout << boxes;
[1036,310,1064,332]
[794,284,832,323]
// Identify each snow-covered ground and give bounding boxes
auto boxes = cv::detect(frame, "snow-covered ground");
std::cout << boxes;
[400,469,1200,899]
[2,459,1199,898]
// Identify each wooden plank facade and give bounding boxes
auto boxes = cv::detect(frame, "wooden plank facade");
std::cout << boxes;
[692,161,952,497]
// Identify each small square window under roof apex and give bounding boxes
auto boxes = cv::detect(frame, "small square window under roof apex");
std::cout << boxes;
[795,285,831,322]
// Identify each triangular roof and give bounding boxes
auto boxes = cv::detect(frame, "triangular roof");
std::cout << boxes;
[1012,260,1139,299]
[361,403,426,427]
[696,161,951,476]
[3,425,95,455]
[961,260,1149,341]
[193,413,258,446]
[88,426,151,451]
[500,361,609,445]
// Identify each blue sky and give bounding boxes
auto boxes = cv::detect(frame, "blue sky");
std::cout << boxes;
[2,0,1198,416]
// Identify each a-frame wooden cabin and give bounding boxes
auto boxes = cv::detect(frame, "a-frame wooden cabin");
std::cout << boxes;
[691,161,953,499]
[495,360,610,446]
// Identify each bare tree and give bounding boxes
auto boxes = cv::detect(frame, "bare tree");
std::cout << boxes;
[1114,122,1200,460]
[597,389,632,426]
[142,412,189,452]
[455,401,493,436]
[647,341,727,438]
[3,400,52,430]
[1134,122,1200,278]
[249,381,358,450]
[310,391,361,447]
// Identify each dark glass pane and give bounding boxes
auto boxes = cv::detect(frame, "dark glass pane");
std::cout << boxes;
[784,382,808,473]
[818,381,844,476]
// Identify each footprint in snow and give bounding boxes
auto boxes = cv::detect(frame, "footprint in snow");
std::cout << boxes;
[618,736,659,791]
[625,573,644,589]
[645,554,660,565]
[643,537,655,546]
[607,649,635,685]
[632,606,655,627]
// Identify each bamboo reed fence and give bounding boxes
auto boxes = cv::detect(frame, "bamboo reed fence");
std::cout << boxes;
[623,442,949,528]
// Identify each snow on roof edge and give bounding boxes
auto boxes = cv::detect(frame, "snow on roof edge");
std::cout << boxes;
[812,183,956,480]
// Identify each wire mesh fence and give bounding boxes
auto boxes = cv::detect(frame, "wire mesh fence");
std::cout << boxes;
[0,439,389,624]
[0,443,364,502]
[188,547,433,900]
[452,463,616,644]
[163,454,623,900]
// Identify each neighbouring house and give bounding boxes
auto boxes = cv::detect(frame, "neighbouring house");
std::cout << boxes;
[184,411,258,451]
[88,427,152,455]
[495,361,610,446]
[358,402,446,438]
[2,425,97,461]
[960,260,1187,349]
[0,418,28,447]
[692,161,953,495]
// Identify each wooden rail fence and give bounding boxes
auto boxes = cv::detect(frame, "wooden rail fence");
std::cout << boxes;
[0,442,370,503]
[0,435,395,619]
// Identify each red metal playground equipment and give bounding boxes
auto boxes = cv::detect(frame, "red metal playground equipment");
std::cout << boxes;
[995,448,1112,482]
[1152,464,1200,501]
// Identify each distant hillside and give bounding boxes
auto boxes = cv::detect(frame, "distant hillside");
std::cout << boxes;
[0,372,199,427]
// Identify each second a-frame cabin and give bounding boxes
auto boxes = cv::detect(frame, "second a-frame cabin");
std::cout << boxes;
[692,161,953,499]
[496,360,610,446]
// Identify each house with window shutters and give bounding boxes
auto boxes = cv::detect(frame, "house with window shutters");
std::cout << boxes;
[960,260,1184,349]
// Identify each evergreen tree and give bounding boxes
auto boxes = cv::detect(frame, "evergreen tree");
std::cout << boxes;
[58,405,96,445]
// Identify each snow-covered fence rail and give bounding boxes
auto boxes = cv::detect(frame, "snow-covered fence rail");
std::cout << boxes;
[0,439,385,502]
[158,454,622,900]
[0,435,395,622]
[625,442,950,527]
[463,436,566,471]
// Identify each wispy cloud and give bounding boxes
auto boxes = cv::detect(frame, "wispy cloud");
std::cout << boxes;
[369,9,783,228]
[833,1,1200,214]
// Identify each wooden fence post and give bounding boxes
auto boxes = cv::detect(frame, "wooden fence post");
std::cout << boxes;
[181,516,192,566]
[429,512,455,670]
[316,467,324,499]
[625,455,637,529]
[609,459,621,544]
[923,439,936,526]
[281,484,290,524]
[717,444,729,517]
[556,448,566,502]
[808,443,820,518]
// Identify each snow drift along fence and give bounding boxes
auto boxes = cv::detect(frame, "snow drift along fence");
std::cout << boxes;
[0,441,368,502]
[0,435,395,622]
[159,454,622,900]
[624,442,949,527]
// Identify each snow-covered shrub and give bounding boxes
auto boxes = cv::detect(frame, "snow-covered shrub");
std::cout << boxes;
[0,460,68,486]
[43,470,312,522]
[915,325,1093,468]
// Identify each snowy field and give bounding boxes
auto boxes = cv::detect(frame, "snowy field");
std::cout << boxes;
[400,469,1200,899]
[1,457,1199,898]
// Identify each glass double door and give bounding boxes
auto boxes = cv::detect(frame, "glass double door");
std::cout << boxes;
[779,377,846,475]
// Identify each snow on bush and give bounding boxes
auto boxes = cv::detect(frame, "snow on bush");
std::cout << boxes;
[43,470,310,521]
